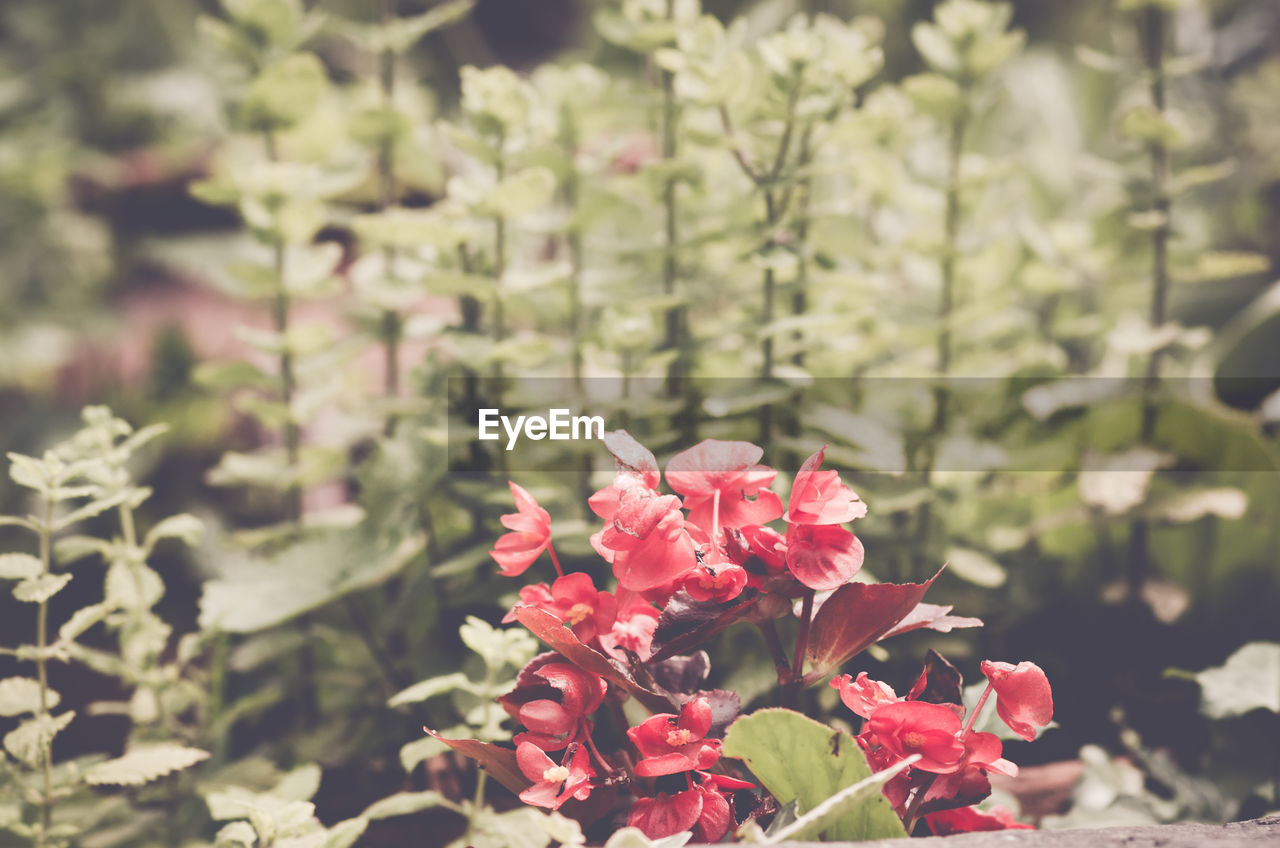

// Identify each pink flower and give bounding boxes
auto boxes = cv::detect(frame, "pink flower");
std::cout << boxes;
[490,482,552,577]
[785,523,865,590]
[499,657,607,751]
[862,701,966,774]
[504,573,617,644]
[598,596,660,662]
[832,672,899,719]
[599,488,697,591]
[627,697,721,777]
[786,447,867,525]
[664,439,783,531]
[980,660,1053,742]
[924,805,1033,835]
[516,742,594,809]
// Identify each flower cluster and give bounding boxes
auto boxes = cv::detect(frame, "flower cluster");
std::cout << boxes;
[446,433,1050,840]
[834,656,1053,833]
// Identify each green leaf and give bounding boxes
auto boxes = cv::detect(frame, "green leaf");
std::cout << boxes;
[13,572,72,604]
[459,616,538,674]
[902,73,964,122]
[388,673,477,707]
[0,678,60,717]
[85,745,211,786]
[0,553,42,581]
[54,490,131,531]
[1120,105,1187,149]
[601,829,691,848]
[54,535,112,565]
[199,529,425,633]
[448,806,551,848]
[764,756,917,842]
[1195,642,1280,719]
[481,168,557,218]
[242,53,328,129]
[400,735,449,772]
[362,791,451,820]
[106,561,165,610]
[144,514,204,551]
[58,602,114,643]
[721,709,907,841]
[943,547,1007,588]
[323,817,369,848]
[3,711,75,767]
[1146,488,1247,524]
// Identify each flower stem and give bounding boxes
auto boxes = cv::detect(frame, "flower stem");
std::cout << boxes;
[962,682,994,737]
[547,543,565,579]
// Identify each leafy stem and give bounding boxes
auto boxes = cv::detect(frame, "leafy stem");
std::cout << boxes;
[36,500,52,848]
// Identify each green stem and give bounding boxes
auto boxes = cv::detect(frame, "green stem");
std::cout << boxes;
[660,0,682,397]
[264,129,302,525]
[1131,5,1170,600]
[36,503,52,848]
[378,0,403,434]
[916,112,967,578]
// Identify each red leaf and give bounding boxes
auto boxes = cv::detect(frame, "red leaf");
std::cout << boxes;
[426,730,530,797]
[806,568,944,677]
[514,606,675,713]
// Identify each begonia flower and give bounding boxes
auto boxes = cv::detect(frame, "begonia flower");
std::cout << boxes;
[665,439,783,531]
[627,788,702,840]
[516,741,595,809]
[490,482,552,577]
[627,697,721,777]
[785,447,867,525]
[832,671,899,719]
[785,522,865,590]
[598,596,660,662]
[599,488,697,591]
[499,657,607,751]
[504,572,617,644]
[979,660,1053,742]
[863,701,966,774]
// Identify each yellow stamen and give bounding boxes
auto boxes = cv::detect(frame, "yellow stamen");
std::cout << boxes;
[564,603,594,625]
[542,765,571,783]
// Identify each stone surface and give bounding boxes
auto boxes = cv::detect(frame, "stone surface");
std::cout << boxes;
[768,815,1280,847]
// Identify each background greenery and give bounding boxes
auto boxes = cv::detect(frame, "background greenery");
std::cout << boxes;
[1,0,1279,844]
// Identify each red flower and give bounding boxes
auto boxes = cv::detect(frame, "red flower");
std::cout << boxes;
[598,595,660,662]
[516,742,595,809]
[924,805,1033,835]
[499,657,607,751]
[832,672,899,719]
[504,573,617,644]
[785,523,865,591]
[599,488,697,591]
[682,561,748,604]
[863,701,966,774]
[690,783,733,843]
[490,482,552,577]
[627,697,721,777]
[665,439,783,531]
[786,447,867,525]
[979,660,1053,742]
[627,788,703,840]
